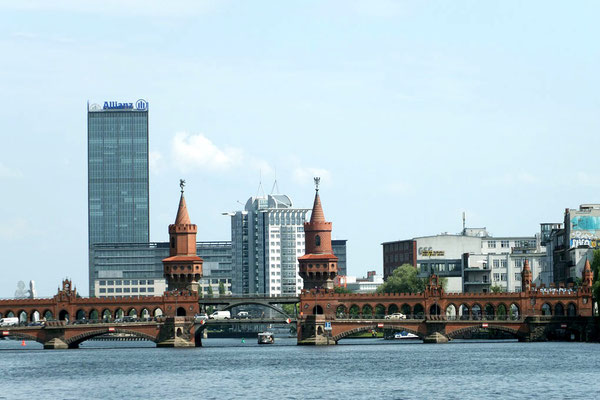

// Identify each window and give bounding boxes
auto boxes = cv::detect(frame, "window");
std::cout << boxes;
[515,273,521,281]
[139,280,146,285]
[500,260,508,268]
[140,288,146,292]
[514,259,523,268]
[148,288,154,292]
[132,288,138,293]
[124,288,130,293]
[123,280,130,285]
[132,280,138,285]
[107,280,114,285]
[147,280,154,285]
[315,235,321,246]
[99,280,106,286]
[501,240,510,248]
[493,273,500,281]
[99,288,106,293]
[501,273,507,281]
[488,241,496,248]
[115,288,122,293]
[107,288,114,293]
[493,260,500,268]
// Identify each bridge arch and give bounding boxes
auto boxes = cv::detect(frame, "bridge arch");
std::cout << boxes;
[66,328,158,348]
[400,304,411,316]
[447,324,523,340]
[59,310,69,321]
[362,305,373,318]
[496,304,508,320]
[140,308,151,320]
[115,308,125,319]
[333,324,424,342]
[76,309,86,320]
[459,304,470,320]
[554,303,565,316]
[472,304,482,320]
[429,304,441,316]
[413,304,424,318]
[31,310,40,322]
[1,331,44,345]
[541,303,552,316]
[446,304,457,320]
[5,311,15,318]
[89,309,99,320]
[154,307,164,317]
[18,310,28,324]
[509,303,520,320]
[484,304,495,320]
[222,301,293,319]
[128,308,138,318]
[375,304,386,318]
[336,305,347,318]
[567,303,576,317]
[176,307,187,316]
[102,309,112,321]
[387,304,399,315]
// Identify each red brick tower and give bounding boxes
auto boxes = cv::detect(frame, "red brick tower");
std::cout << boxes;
[521,259,532,292]
[299,178,338,290]
[162,180,203,292]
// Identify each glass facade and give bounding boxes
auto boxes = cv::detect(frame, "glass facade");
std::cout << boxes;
[88,107,149,245]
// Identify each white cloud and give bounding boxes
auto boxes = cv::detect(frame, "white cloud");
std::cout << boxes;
[293,167,332,186]
[171,132,269,174]
[0,162,23,179]
[149,151,163,174]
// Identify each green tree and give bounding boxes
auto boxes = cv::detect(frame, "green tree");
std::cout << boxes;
[490,285,504,293]
[334,286,352,294]
[207,285,214,298]
[377,264,426,294]
[218,281,226,295]
[281,303,298,317]
[591,250,600,302]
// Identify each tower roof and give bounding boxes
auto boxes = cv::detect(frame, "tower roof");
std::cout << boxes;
[174,193,191,225]
[310,191,326,223]
[584,258,592,272]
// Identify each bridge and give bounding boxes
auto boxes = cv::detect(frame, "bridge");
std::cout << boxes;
[198,295,299,318]
[297,273,596,345]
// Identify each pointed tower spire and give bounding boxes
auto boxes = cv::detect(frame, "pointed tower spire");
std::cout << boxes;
[163,180,203,293]
[299,177,338,291]
[521,259,532,292]
[582,258,593,288]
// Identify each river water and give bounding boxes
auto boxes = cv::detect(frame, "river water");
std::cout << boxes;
[0,338,598,399]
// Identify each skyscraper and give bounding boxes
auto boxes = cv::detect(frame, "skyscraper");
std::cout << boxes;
[87,99,150,295]
[228,193,309,295]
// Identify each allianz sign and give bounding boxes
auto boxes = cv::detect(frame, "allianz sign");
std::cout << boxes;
[103,99,148,111]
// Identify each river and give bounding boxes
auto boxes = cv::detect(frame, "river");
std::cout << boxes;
[0,338,598,399]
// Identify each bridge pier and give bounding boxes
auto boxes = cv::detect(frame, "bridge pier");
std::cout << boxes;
[43,338,70,349]
[156,317,197,348]
[298,315,335,345]
[423,320,449,344]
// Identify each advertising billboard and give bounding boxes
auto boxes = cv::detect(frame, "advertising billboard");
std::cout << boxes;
[570,215,600,247]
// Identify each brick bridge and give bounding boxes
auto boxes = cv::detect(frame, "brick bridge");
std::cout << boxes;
[297,273,596,344]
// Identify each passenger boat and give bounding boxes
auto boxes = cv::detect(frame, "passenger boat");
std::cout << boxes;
[258,332,275,344]
[393,331,419,339]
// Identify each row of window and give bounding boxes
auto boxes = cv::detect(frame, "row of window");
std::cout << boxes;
[99,287,154,294]
[98,280,155,286]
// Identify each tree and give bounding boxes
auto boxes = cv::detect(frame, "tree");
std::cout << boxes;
[218,281,226,295]
[592,250,600,303]
[490,285,504,293]
[334,286,352,294]
[207,285,214,298]
[281,303,298,317]
[377,264,426,294]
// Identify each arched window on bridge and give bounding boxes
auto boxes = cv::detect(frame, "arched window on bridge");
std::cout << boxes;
[459,304,470,320]
[154,308,164,317]
[387,304,399,316]
[177,307,186,317]
[401,304,411,317]
[312,305,323,315]
[429,304,441,316]
[18,311,27,324]
[541,303,552,316]
[76,309,86,321]
[567,303,576,317]
[445,304,456,320]
[315,235,321,247]
[141,308,150,320]
[31,311,40,323]
[90,309,99,321]
[497,304,507,320]
[43,310,53,321]
[128,308,138,318]
[59,310,69,321]
[336,305,347,318]
[554,303,565,316]
[0,312,3,318]
[471,304,482,321]
[115,309,125,320]
[414,304,425,318]
[102,309,112,321]
[349,305,360,318]
[484,304,495,320]
[375,304,386,319]
[362,305,373,318]
[509,304,519,320]
[6,311,15,318]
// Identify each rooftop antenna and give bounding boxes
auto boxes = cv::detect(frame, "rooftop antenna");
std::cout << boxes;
[271,167,280,194]
[256,170,265,198]
[462,211,466,234]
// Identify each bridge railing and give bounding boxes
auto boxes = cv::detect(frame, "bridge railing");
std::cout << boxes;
[330,313,542,321]
[199,294,299,300]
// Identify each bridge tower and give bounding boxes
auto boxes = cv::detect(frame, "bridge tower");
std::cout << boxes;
[162,181,203,292]
[521,259,532,292]
[298,177,338,290]
[582,258,593,288]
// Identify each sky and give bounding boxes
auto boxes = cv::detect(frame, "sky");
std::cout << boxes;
[0,1,599,297]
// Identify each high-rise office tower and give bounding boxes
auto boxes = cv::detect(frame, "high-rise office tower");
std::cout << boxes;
[228,193,310,295]
[87,99,150,295]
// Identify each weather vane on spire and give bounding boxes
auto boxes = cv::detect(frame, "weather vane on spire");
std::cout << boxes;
[180,179,186,193]
[314,177,320,191]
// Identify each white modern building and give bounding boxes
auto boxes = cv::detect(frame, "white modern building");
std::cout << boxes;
[341,271,384,293]
[227,194,309,295]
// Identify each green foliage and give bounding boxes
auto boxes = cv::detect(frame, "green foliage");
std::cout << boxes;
[281,303,298,317]
[592,250,600,301]
[218,281,226,295]
[207,285,214,298]
[377,264,426,294]
[334,286,352,294]
[490,285,504,293]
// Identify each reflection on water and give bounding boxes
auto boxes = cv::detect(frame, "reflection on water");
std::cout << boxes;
[1,338,599,399]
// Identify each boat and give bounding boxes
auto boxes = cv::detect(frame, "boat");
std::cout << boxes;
[258,332,274,344]
[393,331,419,340]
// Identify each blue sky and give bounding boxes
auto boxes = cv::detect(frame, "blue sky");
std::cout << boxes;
[0,1,599,297]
